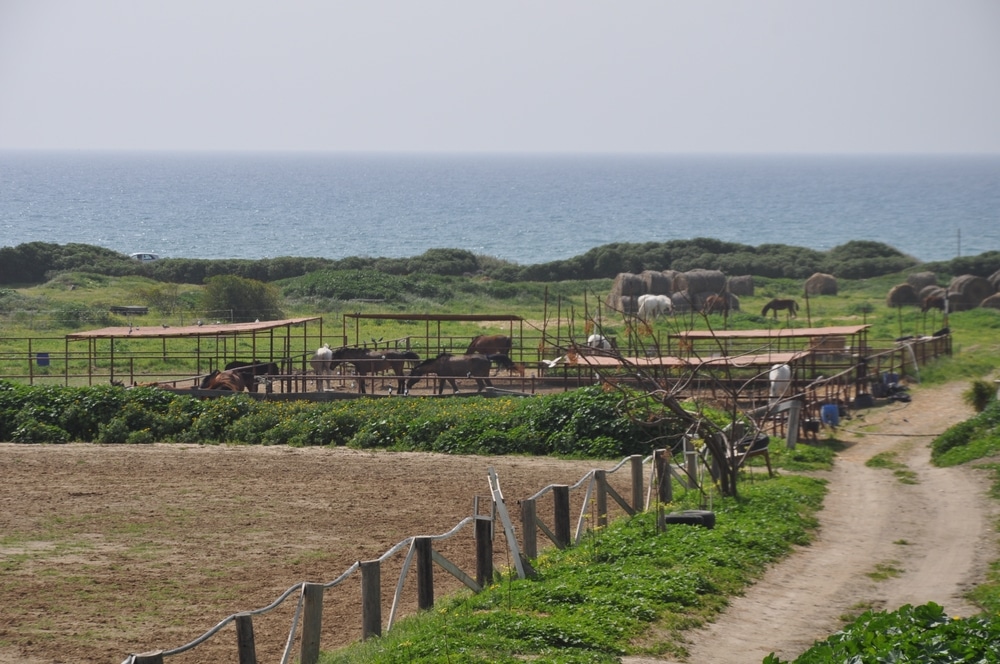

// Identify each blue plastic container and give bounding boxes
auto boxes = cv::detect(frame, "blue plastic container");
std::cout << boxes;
[821,404,840,427]
[883,372,900,386]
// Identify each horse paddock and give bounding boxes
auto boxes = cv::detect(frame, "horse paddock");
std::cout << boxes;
[0,443,605,664]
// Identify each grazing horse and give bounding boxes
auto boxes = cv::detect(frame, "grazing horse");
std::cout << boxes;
[331,346,420,394]
[465,334,513,357]
[701,294,729,314]
[637,293,673,320]
[200,369,248,391]
[406,353,493,394]
[922,293,948,313]
[311,344,335,390]
[761,298,798,319]
[225,359,280,393]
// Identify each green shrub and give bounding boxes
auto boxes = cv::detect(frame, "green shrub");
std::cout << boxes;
[964,379,996,413]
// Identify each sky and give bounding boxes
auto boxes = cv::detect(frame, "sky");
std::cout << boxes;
[0,1,998,154]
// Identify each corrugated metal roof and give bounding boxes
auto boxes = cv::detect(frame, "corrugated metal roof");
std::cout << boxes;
[65,316,322,340]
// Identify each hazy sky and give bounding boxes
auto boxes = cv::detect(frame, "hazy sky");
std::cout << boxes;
[1,1,998,154]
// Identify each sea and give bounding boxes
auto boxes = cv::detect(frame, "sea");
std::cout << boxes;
[1,151,998,266]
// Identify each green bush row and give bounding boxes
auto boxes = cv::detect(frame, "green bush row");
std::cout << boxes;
[5,239,998,287]
[0,381,686,457]
[930,398,1000,465]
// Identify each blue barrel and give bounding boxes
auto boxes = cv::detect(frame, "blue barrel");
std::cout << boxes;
[883,372,899,386]
[821,404,840,427]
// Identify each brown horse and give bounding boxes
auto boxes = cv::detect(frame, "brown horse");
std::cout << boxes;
[701,294,729,314]
[406,353,494,394]
[922,293,948,313]
[488,353,525,376]
[330,346,420,394]
[225,359,280,393]
[761,298,798,318]
[200,370,248,391]
[466,334,513,357]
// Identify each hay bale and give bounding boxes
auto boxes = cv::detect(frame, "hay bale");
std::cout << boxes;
[981,293,1000,310]
[666,269,686,293]
[640,270,674,295]
[606,272,646,310]
[684,269,727,295]
[805,273,838,296]
[886,283,920,307]
[919,284,945,300]
[619,295,638,315]
[728,275,754,296]
[670,290,696,313]
[906,271,937,291]
[948,274,993,309]
[989,269,1000,292]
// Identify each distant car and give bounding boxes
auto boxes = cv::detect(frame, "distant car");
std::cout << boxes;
[130,252,160,262]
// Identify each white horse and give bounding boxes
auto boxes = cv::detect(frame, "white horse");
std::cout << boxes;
[637,293,673,320]
[586,334,612,351]
[768,363,791,405]
[310,343,334,390]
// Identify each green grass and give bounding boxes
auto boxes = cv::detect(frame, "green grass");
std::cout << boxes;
[865,451,918,484]
[321,475,826,664]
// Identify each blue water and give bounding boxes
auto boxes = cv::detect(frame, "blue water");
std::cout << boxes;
[1,152,998,265]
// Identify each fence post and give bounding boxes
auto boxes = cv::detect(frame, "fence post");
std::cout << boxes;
[475,516,494,588]
[235,613,257,664]
[300,583,324,664]
[415,537,434,610]
[360,560,382,640]
[595,470,608,528]
[653,448,673,504]
[785,400,802,450]
[552,485,570,548]
[520,498,537,559]
[685,437,699,489]
[629,455,644,512]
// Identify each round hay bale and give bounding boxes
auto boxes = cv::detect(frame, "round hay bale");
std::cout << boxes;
[684,269,727,295]
[618,295,638,315]
[640,270,674,295]
[906,271,937,291]
[886,283,920,307]
[919,284,946,300]
[946,290,977,312]
[989,269,1000,292]
[670,290,696,313]
[728,275,755,296]
[981,293,1000,310]
[666,269,686,293]
[805,273,838,296]
[948,274,993,308]
[606,272,646,310]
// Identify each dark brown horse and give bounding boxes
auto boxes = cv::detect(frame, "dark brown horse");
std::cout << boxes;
[330,346,420,394]
[701,294,729,314]
[488,353,525,376]
[225,359,280,393]
[200,370,248,391]
[761,298,799,318]
[921,293,948,313]
[406,353,494,394]
[466,334,513,357]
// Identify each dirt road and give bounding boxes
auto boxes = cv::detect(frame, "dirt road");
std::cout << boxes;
[630,380,998,663]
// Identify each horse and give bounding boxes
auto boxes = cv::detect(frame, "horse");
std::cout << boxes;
[311,344,335,390]
[406,352,494,395]
[701,294,729,314]
[768,363,791,405]
[465,334,513,357]
[761,298,798,319]
[922,293,948,313]
[487,353,525,376]
[225,359,280,393]
[636,293,673,320]
[199,369,248,391]
[330,346,420,394]
[586,334,613,351]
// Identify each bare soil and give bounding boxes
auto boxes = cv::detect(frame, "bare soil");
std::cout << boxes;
[0,381,995,664]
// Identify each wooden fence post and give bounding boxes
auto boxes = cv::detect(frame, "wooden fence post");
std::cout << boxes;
[475,516,494,588]
[595,470,608,528]
[235,613,257,664]
[360,560,382,640]
[415,537,434,610]
[520,498,537,560]
[629,455,644,512]
[552,485,570,548]
[300,583,324,664]
[653,448,672,504]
